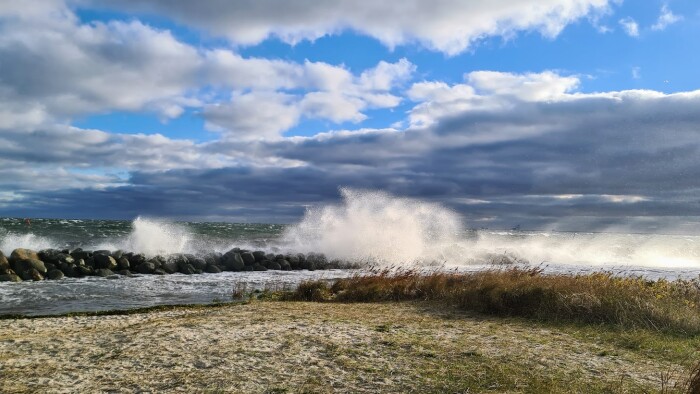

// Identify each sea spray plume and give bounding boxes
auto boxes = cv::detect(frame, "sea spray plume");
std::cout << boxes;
[122,217,192,257]
[280,188,463,264]
[0,232,55,254]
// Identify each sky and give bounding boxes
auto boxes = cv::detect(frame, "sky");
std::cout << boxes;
[1,0,699,232]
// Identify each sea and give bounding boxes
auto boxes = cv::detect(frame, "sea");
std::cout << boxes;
[2,189,700,316]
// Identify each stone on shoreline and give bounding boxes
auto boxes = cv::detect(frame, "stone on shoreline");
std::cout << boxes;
[222,251,245,271]
[94,268,115,277]
[94,254,118,270]
[47,269,65,280]
[0,273,22,282]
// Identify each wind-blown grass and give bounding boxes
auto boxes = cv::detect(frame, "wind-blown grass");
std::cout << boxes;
[283,267,700,334]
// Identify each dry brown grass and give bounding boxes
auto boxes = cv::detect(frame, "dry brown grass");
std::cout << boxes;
[283,267,700,334]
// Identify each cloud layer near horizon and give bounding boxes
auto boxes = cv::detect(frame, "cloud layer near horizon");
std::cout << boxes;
[0,0,698,232]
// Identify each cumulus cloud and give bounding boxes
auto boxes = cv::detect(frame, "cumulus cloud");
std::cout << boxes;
[0,3,413,135]
[0,4,203,129]
[618,17,639,37]
[651,4,682,31]
[202,58,413,138]
[88,0,613,55]
[407,71,580,126]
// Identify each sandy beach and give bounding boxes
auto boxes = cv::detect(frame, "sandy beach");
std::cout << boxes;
[0,301,688,393]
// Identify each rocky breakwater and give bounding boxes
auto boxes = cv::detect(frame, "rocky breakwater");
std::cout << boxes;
[0,247,345,282]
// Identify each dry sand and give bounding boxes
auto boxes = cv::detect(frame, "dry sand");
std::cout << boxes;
[0,301,686,393]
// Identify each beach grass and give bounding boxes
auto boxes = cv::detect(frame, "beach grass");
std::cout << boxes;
[280,267,700,335]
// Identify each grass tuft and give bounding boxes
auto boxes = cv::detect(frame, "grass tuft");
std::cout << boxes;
[283,267,700,334]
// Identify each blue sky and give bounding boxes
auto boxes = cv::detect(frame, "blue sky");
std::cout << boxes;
[1,0,700,231]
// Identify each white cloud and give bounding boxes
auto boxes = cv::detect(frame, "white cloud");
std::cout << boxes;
[408,71,580,126]
[618,17,639,37]
[204,92,301,140]
[0,6,202,129]
[652,4,682,31]
[92,0,614,55]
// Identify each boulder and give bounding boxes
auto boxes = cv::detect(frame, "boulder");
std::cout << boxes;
[12,258,48,275]
[21,268,44,281]
[308,253,328,269]
[288,255,300,270]
[128,253,146,267]
[240,252,256,266]
[70,248,92,261]
[184,254,198,264]
[94,268,114,277]
[111,250,124,260]
[252,251,266,262]
[0,250,10,273]
[205,264,222,274]
[191,258,207,271]
[202,252,222,266]
[279,260,291,271]
[221,251,245,271]
[94,254,118,270]
[38,249,63,264]
[242,265,254,272]
[163,255,185,274]
[116,270,134,276]
[117,257,130,270]
[59,263,77,277]
[265,260,282,270]
[76,265,93,276]
[47,269,65,280]
[252,263,267,271]
[136,262,156,274]
[0,273,22,282]
[10,248,39,263]
[153,268,167,275]
[179,264,196,275]
[44,262,57,272]
[265,253,276,261]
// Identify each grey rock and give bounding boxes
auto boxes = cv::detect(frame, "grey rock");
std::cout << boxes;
[59,263,77,277]
[136,262,156,274]
[280,260,291,271]
[111,250,124,260]
[202,252,222,266]
[76,265,93,276]
[179,263,196,275]
[205,264,222,273]
[191,258,207,271]
[252,263,267,271]
[153,268,167,275]
[70,248,92,261]
[94,268,115,277]
[94,254,118,270]
[222,252,245,271]
[240,252,256,266]
[10,248,39,264]
[0,273,22,282]
[12,258,48,275]
[266,260,282,270]
[47,269,65,280]
[117,257,130,270]
[0,250,11,273]
[128,253,146,267]
[252,251,266,262]
[21,268,44,281]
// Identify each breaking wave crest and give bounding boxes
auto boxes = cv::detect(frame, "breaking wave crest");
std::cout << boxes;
[280,188,463,264]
